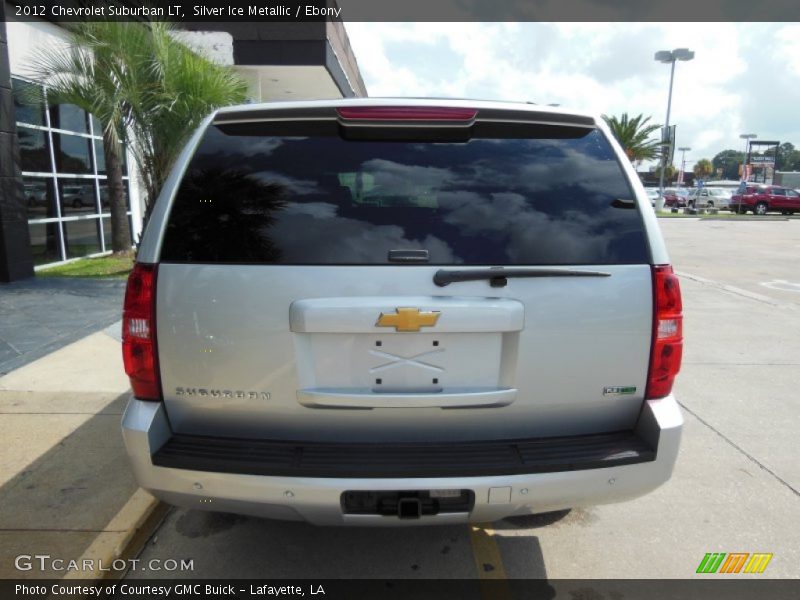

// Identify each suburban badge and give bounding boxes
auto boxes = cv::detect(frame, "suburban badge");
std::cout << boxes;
[175,387,271,400]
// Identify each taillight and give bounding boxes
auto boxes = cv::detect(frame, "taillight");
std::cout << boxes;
[646,265,683,399]
[122,263,161,401]
[336,106,477,121]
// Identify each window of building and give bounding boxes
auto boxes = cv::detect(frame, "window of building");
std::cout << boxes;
[12,76,134,266]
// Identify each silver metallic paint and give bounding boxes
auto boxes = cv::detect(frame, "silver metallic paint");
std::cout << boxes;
[124,99,681,524]
[121,396,682,526]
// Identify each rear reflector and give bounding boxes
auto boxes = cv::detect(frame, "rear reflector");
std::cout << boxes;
[122,263,161,401]
[337,106,477,121]
[646,265,683,399]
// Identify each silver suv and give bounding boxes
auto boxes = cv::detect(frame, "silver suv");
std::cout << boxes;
[121,99,683,525]
[686,187,733,210]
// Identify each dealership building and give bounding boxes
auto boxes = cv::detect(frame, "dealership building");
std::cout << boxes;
[0,4,366,281]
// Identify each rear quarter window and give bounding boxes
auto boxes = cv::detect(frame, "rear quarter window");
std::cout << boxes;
[160,119,649,265]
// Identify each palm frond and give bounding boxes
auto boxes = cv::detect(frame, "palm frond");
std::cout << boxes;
[602,113,663,162]
[24,19,248,217]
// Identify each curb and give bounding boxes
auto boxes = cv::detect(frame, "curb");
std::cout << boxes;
[62,489,169,581]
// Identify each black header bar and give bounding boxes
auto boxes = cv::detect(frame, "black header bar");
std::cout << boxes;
[6,0,800,23]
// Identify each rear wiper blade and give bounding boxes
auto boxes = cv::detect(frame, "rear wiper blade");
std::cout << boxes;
[433,267,611,287]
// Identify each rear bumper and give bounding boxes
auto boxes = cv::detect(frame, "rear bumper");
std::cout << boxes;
[121,396,682,526]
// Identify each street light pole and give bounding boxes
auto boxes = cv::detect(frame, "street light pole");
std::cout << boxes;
[654,48,694,212]
[739,133,757,182]
[678,146,690,187]
[664,60,676,140]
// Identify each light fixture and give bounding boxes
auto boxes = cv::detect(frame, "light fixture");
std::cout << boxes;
[654,48,695,210]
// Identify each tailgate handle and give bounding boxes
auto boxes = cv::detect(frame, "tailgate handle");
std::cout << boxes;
[297,388,517,409]
[388,249,429,263]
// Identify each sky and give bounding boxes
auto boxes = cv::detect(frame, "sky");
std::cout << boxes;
[344,22,800,172]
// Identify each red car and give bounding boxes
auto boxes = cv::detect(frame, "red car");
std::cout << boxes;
[662,188,689,208]
[730,184,800,215]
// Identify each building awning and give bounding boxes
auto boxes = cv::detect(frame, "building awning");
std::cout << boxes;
[178,21,367,101]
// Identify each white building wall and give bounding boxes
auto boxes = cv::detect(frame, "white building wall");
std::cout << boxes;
[171,30,235,65]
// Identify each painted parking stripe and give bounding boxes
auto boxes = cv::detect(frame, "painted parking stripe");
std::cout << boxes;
[469,523,511,600]
[760,280,800,293]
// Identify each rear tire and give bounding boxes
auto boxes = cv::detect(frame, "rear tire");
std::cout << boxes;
[755,202,768,216]
[499,509,572,529]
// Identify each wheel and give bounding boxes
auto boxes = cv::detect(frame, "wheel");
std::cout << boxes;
[707,201,714,208]
[688,200,695,209]
[755,202,768,216]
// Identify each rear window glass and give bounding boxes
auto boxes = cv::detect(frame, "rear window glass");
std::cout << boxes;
[160,121,648,265]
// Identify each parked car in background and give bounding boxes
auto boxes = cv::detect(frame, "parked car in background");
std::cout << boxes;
[686,187,733,210]
[703,180,743,191]
[61,185,97,209]
[663,188,689,208]
[731,184,800,215]
[645,188,660,207]
[24,182,48,207]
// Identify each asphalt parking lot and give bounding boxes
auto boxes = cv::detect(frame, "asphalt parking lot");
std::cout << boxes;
[128,218,800,581]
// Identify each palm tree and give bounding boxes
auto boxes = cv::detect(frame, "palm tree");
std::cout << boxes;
[656,163,677,184]
[27,21,247,249]
[693,159,713,181]
[122,22,248,214]
[27,21,142,253]
[602,113,662,164]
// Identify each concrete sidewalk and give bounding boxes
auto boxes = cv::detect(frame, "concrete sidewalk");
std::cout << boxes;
[0,323,161,579]
[0,278,126,376]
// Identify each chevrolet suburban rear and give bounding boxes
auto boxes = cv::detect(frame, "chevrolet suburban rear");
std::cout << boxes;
[121,99,683,525]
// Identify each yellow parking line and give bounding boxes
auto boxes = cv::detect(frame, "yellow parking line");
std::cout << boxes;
[62,488,163,580]
[469,522,511,600]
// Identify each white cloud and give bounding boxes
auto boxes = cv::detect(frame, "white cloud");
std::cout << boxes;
[345,22,798,170]
[776,25,800,77]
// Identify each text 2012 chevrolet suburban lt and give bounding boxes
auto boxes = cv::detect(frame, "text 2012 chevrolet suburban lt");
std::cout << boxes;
[121,99,683,525]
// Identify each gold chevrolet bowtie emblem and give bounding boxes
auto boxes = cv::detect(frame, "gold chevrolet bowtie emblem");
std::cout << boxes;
[376,308,441,332]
